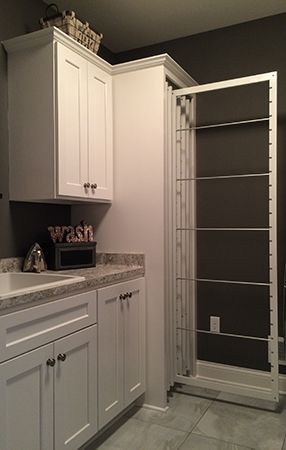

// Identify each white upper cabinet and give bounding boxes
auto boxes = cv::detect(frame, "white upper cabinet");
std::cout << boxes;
[57,43,112,200]
[3,27,113,203]
[88,61,113,200]
[57,43,89,199]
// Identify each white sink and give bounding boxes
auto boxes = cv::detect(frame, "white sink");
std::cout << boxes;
[0,272,85,299]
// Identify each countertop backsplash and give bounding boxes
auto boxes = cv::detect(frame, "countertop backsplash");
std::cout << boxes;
[0,257,24,273]
[0,253,145,273]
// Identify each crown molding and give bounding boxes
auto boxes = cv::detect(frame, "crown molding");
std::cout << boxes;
[2,27,197,86]
[2,27,113,75]
[112,53,197,87]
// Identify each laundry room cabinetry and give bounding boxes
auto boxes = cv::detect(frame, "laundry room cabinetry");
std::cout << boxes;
[0,291,98,450]
[3,27,113,203]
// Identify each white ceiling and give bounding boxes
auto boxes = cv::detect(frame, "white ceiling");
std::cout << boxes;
[43,0,286,52]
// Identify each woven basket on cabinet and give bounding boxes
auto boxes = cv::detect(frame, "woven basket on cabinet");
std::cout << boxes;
[39,3,103,54]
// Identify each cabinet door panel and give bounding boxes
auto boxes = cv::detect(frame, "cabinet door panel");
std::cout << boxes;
[0,344,53,450]
[97,284,124,429]
[57,42,88,198]
[54,326,97,450]
[124,278,146,405]
[88,63,113,200]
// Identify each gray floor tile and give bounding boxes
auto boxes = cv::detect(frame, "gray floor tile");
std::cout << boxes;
[89,418,188,449]
[179,433,254,450]
[193,400,286,450]
[131,392,213,432]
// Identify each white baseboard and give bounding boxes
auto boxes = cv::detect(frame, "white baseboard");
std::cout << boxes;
[175,360,286,401]
[142,403,169,413]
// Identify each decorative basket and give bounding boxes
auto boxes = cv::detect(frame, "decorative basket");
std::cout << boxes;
[39,3,103,54]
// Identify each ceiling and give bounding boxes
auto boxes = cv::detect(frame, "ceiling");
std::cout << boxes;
[43,0,286,53]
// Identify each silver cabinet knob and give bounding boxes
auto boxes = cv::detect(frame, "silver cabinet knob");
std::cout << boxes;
[84,182,90,188]
[47,358,56,367]
[57,353,67,362]
[91,183,97,189]
[128,292,132,298]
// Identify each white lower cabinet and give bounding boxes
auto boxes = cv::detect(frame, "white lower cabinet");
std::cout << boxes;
[0,343,54,450]
[97,278,146,429]
[0,324,97,450]
[0,277,145,449]
[54,326,97,450]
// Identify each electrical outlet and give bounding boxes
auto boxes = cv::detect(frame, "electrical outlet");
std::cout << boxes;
[210,316,220,333]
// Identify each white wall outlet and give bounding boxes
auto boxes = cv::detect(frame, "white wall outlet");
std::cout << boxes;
[210,316,220,333]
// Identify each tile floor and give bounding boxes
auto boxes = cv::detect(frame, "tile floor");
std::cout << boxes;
[83,387,286,450]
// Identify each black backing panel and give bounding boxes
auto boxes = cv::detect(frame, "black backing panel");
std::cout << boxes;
[197,230,269,282]
[196,82,269,127]
[196,281,270,338]
[197,333,270,371]
[196,122,269,177]
[196,176,269,228]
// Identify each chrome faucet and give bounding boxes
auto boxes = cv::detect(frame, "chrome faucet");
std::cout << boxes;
[23,243,47,273]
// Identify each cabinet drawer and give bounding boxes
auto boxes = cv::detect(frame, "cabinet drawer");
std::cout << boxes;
[0,291,97,362]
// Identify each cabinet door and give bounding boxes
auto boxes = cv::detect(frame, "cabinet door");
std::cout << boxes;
[56,42,89,198]
[54,326,97,450]
[97,284,124,429]
[88,63,113,201]
[0,344,54,450]
[123,278,146,405]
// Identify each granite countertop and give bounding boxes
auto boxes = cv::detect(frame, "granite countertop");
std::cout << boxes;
[0,253,144,314]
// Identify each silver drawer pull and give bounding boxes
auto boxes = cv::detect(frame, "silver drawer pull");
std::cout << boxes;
[46,358,56,367]
[57,353,67,362]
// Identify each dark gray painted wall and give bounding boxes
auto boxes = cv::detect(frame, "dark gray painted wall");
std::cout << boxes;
[0,0,71,258]
[116,13,286,82]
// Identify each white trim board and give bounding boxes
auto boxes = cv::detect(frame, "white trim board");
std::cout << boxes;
[175,361,286,400]
[174,71,277,96]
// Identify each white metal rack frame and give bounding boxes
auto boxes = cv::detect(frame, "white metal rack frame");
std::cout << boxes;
[168,72,278,402]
